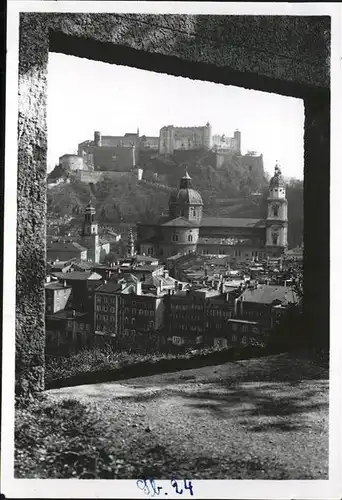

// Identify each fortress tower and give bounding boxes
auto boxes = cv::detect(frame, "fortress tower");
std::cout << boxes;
[265,164,288,256]
[203,122,212,150]
[94,131,102,147]
[234,129,241,154]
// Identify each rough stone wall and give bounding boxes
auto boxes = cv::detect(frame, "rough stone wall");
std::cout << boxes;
[17,13,330,394]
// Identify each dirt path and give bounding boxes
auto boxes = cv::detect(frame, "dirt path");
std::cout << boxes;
[46,354,329,479]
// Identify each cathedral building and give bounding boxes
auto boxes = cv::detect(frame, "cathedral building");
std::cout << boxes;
[137,165,288,262]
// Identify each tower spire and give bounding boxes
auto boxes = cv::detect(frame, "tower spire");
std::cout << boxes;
[128,226,136,258]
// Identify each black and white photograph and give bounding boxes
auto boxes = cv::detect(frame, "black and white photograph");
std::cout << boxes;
[1,2,341,499]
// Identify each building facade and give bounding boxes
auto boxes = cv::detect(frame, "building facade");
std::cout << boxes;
[212,130,241,153]
[94,279,137,337]
[45,281,72,314]
[78,130,159,170]
[59,154,84,171]
[137,165,288,261]
[159,123,212,155]
[46,310,92,354]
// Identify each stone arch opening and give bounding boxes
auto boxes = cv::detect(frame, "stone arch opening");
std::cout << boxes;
[15,13,330,395]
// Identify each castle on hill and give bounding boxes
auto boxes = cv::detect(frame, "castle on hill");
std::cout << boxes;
[71,125,243,172]
[136,164,288,261]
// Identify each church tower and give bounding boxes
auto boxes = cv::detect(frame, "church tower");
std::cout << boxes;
[266,164,288,256]
[81,201,100,263]
[127,227,136,258]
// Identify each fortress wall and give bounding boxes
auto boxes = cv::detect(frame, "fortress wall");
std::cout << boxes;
[72,169,140,184]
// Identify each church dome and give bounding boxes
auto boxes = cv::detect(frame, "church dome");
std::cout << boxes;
[173,187,203,205]
[269,164,285,188]
[169,170,203,207]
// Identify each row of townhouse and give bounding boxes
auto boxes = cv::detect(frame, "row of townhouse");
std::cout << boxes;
[45,262,299,353]
[163,283,299,348]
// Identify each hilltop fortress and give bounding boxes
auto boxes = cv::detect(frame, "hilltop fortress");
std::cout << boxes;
[73,124,243,171]
[50,125,259,186]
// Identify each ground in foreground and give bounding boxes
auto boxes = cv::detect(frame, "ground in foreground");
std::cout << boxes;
[15,352,328,479]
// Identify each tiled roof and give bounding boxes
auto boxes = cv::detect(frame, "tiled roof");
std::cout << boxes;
[134,255,159,263]
[45,282,72,290]
[95,282,123,294]
[161,217,199,228]
[133,265,163,273]
[72,261,94,270]
[200,217,265,228]
[47,241,87,252]
[240,285,298,304]
[198,236,255,245]
[53,271,103,281]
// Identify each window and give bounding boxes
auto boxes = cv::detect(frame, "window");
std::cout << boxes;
[242,325,248,333]
[172,336,184,345]
[232,323,237,331]
[232,334,238,342]
[188,234,193,242]
[172,234,179,242]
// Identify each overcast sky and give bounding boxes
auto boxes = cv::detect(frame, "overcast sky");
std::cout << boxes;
[47,52,304,179]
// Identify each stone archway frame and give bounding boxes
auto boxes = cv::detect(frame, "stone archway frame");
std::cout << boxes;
[16,13,330,394]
